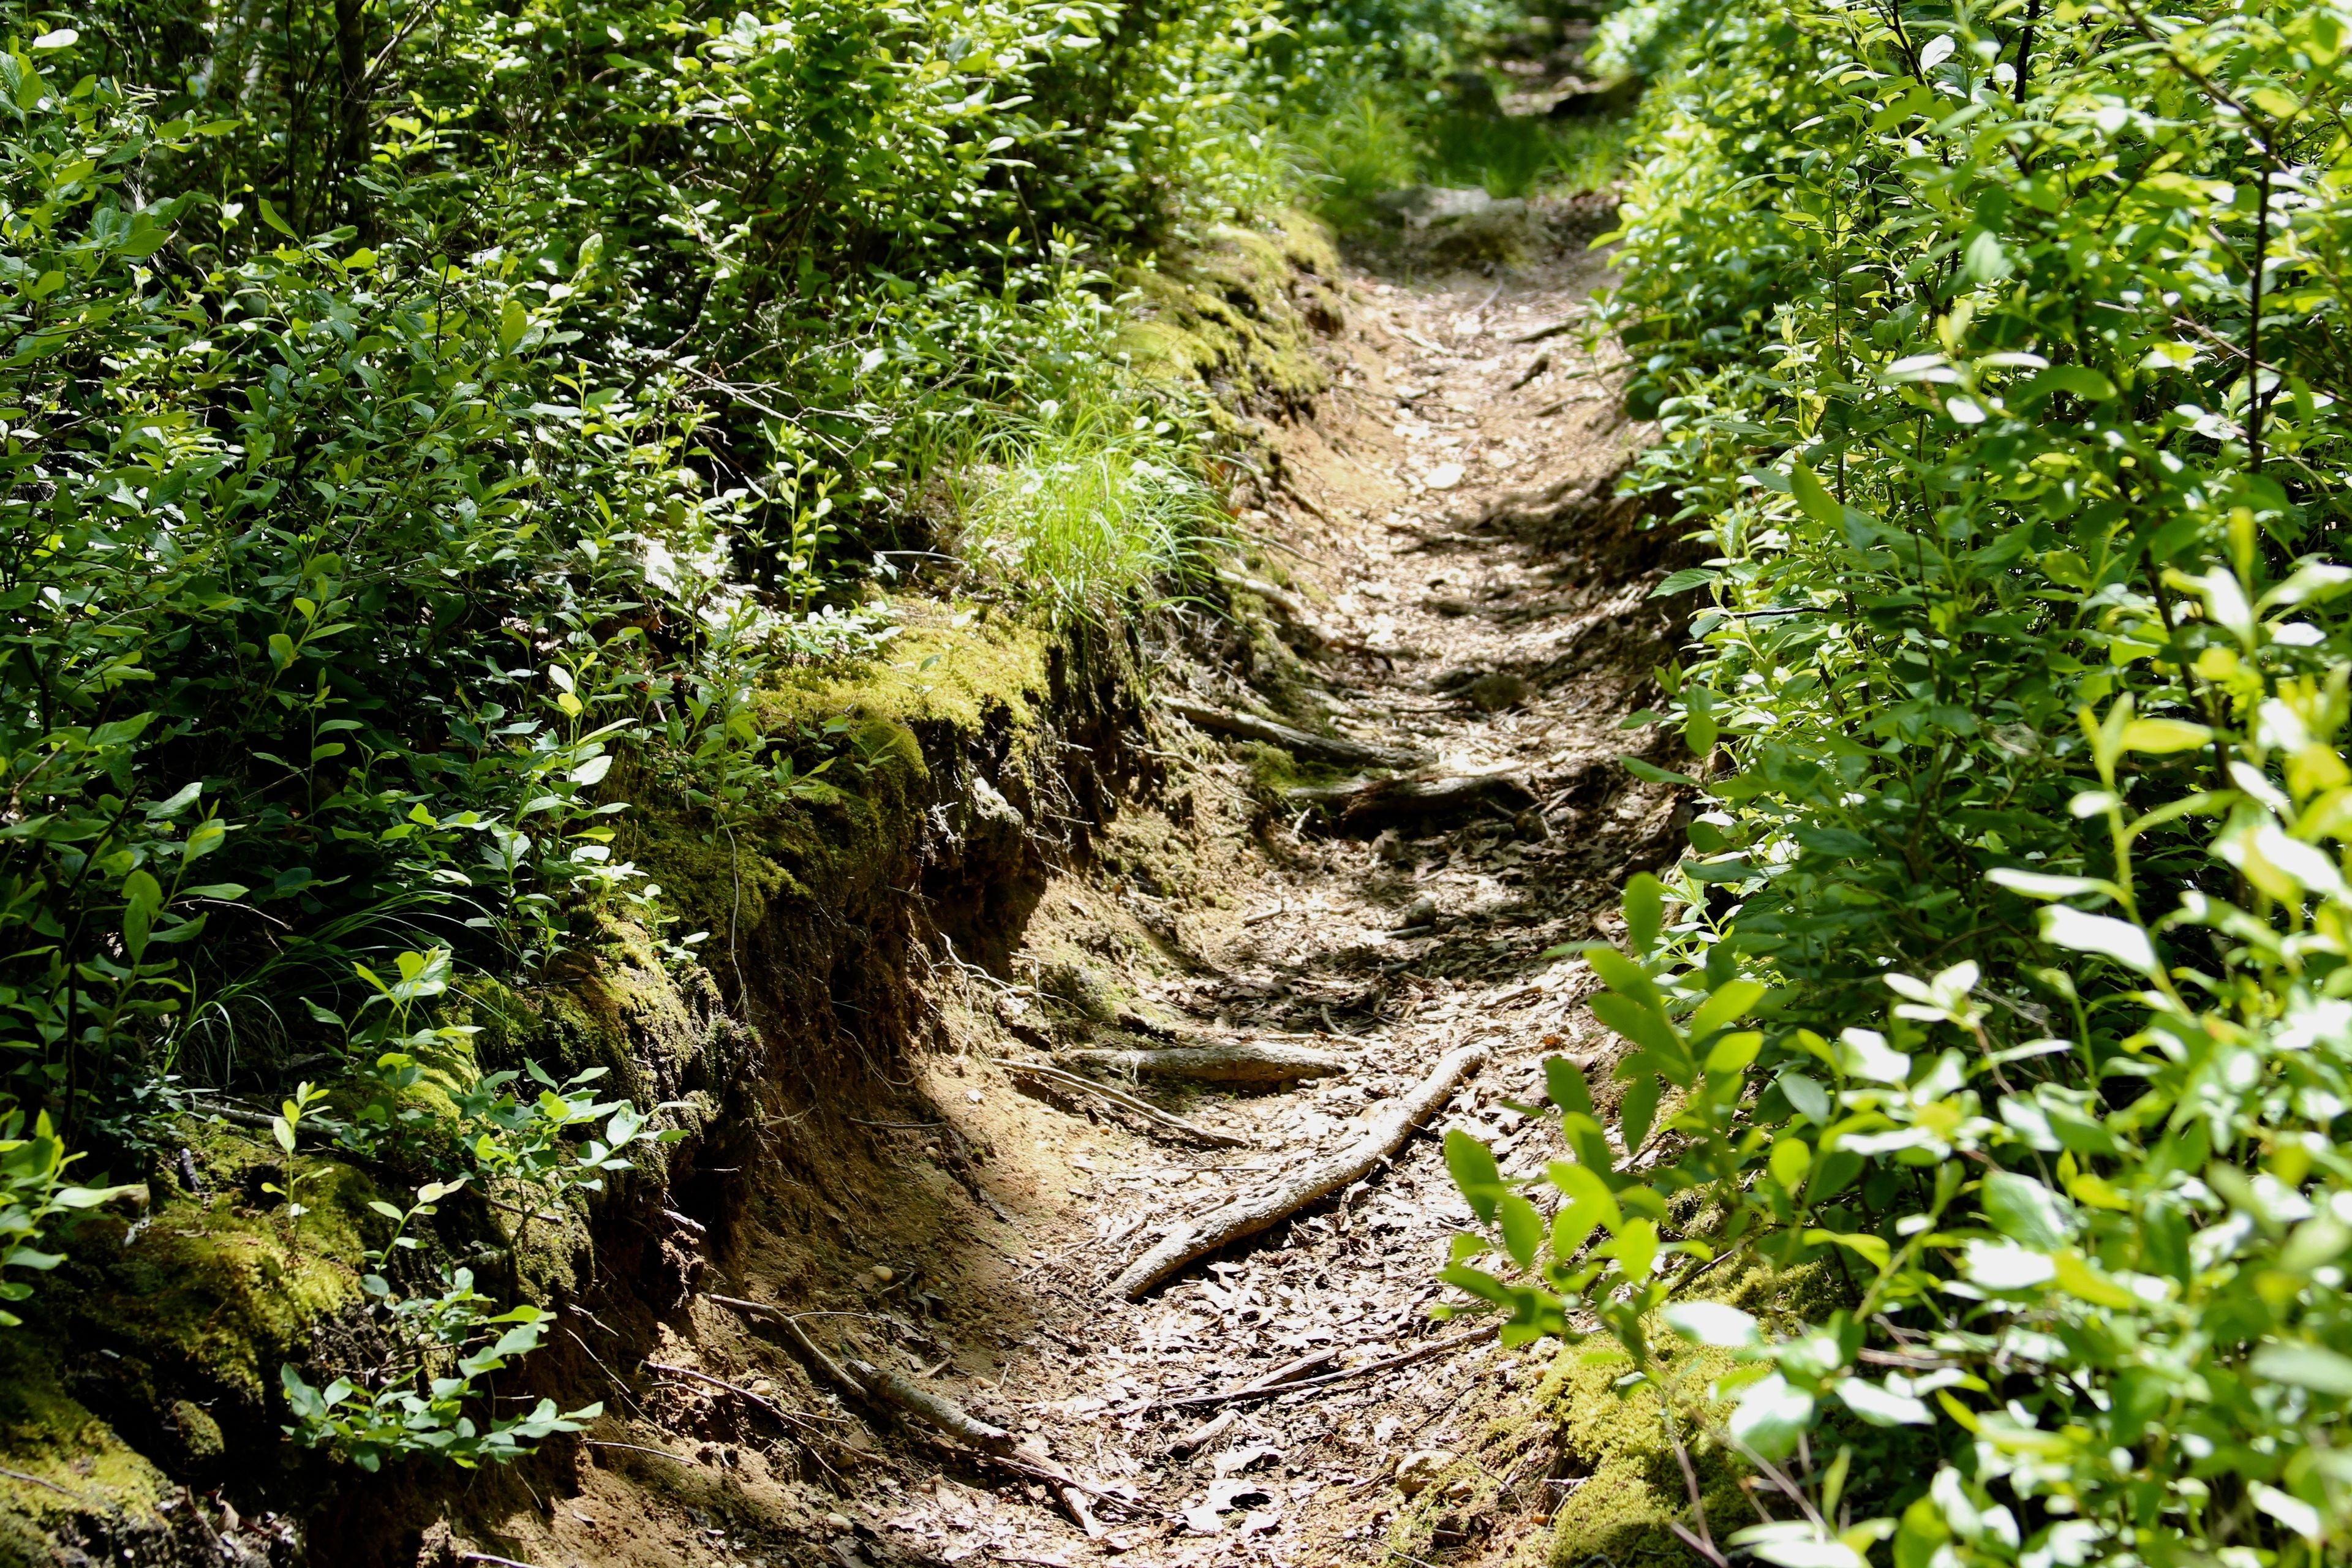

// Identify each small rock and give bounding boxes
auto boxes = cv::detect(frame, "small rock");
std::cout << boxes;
[1421,462,1465,492]
[868,1265,895,1285]
[1466,673,1531,712]
[826,1512,856,1534]
[1395,1449,1457,1496]
[1395,894,1439,930]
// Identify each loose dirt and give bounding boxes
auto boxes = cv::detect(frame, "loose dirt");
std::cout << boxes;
[472,235,1690,1568]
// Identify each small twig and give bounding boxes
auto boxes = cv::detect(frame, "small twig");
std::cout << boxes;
[0,1465,92,1502]
[459,1555,541,1568]
[582,1439,693,1463]
[1154,1325,1499,1410]
[1667,1521,1731,1568]
[1512,313,1588,344]
[996,1059,1249,1148]
[643,1360,827,1437]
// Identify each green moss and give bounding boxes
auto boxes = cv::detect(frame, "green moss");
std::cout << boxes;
[756,609,1054,741]
[1537,1338,1744,1567]
[1120,213,1339,407]
[0,1344,172,1539]
[98,1186,365,1403]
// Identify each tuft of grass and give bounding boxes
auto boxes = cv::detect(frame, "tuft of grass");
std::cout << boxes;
[932,394,1227,624]
[1293,78,1632,222]
[1422,110,1632,198]
[1292,88,1422,225]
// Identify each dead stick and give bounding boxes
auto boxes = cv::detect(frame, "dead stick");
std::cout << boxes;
[1229,1346,1340,1395]
[583,1439,693,1463]
[701,1294,870,1399]
[848,1359,1109,1536]
[996,1059,1248,1148]
[643,1359,823,1437]
[1110,1044,1487,1298]
[1155,1324,1499,1410]
[0,1465,92,1503]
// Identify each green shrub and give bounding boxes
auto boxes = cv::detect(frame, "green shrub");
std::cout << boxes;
[1444,0,2352,1562]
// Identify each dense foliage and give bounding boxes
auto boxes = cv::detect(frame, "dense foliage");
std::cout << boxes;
[0,0,1537,1483]
[0,0,1364,1476]
[1444,0,2352,1562]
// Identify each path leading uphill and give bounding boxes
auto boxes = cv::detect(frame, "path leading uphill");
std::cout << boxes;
[833,240,1681,1567]
[525,235,1688,1568]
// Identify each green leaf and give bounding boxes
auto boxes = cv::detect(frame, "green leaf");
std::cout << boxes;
[1650,568,1719,598]
[500,299,529,352]
[2012,364,2117,406]
[1662,1300,1760,1348]
[257,196,297,238]
[1621,872,1665,953]
[1689,978,1766,1036]
[2038,907,2159,974]
[1544,1057,1594,1120]
[1498,1194,1544,1269]
[1586,945,1665,1012]
[1444,1128,1504,1224]
[1980,1171,2074,1251]
[2251,1343,2352,1398]
[1618,755,1698,787]
[1790,462,1843,529]
[1619,1074,1661,1153]
[2120,718,2212,754]
[1590,992,1678,1057]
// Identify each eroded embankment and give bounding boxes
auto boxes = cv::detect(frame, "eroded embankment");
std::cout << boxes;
[1,204,1706,1568]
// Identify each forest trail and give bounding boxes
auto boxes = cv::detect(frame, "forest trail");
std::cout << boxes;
[528,238,1686,1568]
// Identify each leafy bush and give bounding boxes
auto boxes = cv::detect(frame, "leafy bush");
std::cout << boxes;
[0,1110,135,1327]
[281,1269,599,1471]
[1443,0,2352,1562]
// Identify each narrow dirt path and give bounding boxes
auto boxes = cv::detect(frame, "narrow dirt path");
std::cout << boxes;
[539,241,1687,1568]
[842,249,1681,1567]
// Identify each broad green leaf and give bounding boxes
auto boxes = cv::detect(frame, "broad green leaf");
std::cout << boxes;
[1498,1195,1544,1269]
[2250,1343,2352,1397]
[1543,1057,1594,1119]
[1980,1171,2074,1251]
[1790,461,1843,529]
[1662,1300,1759,1347]
[1689,979,1766,1036]
[2038,907,2159,975]
[2121,718,2212,754]
[1444,1128,1503,1224]
[1621,872,1666,953]
[1618,1074,1660,1153]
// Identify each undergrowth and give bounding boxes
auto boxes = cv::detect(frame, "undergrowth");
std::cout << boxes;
[1442,0,2352,1563]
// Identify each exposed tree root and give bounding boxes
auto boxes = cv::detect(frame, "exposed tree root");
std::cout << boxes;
[1067,1040,1348,1084]
[1109,1044,1488,1298]
[1159,695,1422,769]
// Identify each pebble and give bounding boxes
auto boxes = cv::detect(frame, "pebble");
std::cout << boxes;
[1395,1449,1457,1496]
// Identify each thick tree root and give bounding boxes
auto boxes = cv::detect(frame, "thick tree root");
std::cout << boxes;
[1109,1044,1487,1298]
[1159,695,1420,769]
[1067,1040,1349,1084]
[848,1359,1110,1536]
[1286,771,1536,830]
